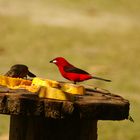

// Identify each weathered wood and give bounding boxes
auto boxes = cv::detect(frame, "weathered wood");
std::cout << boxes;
[9,115,97,140]
[0,85,130,140]
[0,86,130,120]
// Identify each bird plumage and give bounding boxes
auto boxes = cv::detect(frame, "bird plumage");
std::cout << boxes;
[5,64,36,79]
[50,57,111,84]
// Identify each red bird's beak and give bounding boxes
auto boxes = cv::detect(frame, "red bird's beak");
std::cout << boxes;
[50,59,57,64]
[50,60,53,63]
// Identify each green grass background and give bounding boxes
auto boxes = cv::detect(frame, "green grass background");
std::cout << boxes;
[0,0,140,139]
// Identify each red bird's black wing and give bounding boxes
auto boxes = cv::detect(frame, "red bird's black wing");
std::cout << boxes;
[64,66,89,74]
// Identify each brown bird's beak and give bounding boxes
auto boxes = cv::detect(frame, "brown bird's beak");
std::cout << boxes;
[28,71,36,77]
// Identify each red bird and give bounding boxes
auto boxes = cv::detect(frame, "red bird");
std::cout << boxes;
[50,57,111,84]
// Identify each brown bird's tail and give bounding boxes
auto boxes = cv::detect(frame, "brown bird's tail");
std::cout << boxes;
[92,76,111,82]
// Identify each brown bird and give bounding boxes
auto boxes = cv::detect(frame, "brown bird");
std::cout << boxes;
[5,64,36,79]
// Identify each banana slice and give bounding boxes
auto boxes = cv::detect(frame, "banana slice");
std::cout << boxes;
[38,86,75,101]
[0,76,84,101]
[0,75,32,88]
[61,83,85,95]
[32,78,85,95]
[32,78,59,88]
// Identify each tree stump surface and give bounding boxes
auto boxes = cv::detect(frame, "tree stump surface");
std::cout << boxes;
[0,85,130,120]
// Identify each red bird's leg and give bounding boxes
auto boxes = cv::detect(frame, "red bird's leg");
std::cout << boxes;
[74,81,77,84]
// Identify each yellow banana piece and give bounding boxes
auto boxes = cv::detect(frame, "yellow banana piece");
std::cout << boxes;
[32,77,59,88]
[0,75,32,88]
[32,78,85,101]
[32,78,85,95]
[61,83,85,95]
[38,86,75,101]
[0,76,84,101]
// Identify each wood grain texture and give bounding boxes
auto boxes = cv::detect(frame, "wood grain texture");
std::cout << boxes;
[9,115,97,140]
[0,86,130,120]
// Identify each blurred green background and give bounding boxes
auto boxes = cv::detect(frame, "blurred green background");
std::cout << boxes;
[0,0,139,139]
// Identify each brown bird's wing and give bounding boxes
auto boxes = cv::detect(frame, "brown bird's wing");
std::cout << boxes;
[5,69,22,77]
[5,64,29,78]
[64,66,89,74]
[5,64,36,78]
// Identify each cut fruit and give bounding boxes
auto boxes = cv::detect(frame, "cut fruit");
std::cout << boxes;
[0,75,32,88]
[61,83,85,95]
[0,76,85,101]
[32,78,85,95]
[38,86,75,101]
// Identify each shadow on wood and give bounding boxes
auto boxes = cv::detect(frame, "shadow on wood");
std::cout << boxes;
[9,115,97,140]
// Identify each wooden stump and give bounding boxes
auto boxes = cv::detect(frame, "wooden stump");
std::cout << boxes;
[9,115,97,140]
[0,86,130,140]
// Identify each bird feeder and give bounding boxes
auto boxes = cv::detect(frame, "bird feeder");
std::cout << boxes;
[0,85,130,140]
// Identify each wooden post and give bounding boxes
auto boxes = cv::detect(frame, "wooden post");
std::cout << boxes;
[9,115,97,140]
[0,86,130,140]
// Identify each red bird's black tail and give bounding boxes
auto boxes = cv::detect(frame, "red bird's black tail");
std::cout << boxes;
[92,76,111,82]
